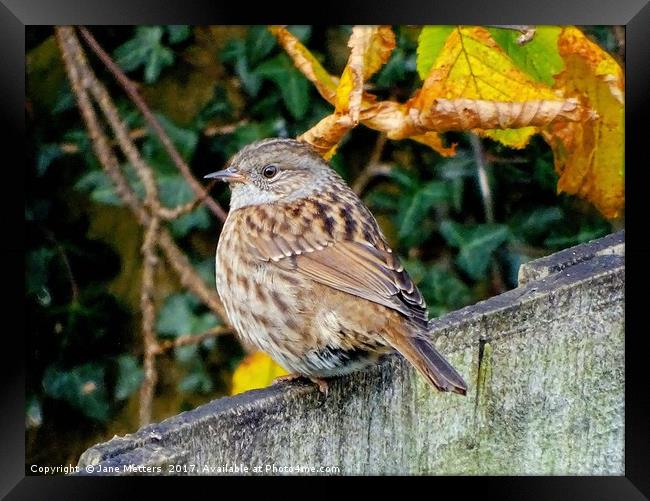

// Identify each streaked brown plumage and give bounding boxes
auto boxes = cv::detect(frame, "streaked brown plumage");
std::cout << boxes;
[207,138,467,395]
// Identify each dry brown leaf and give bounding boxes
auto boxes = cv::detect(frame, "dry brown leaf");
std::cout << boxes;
[269,26,339,103]
[298,113,356,158]
[417,97,593,131]
[337,27,395,124]
[542,27,624,219]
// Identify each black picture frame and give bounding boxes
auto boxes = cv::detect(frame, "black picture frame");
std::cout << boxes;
[6,0,649,497]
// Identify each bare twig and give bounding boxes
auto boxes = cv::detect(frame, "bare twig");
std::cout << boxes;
[60,127,147,154]
[78,26,228,222]
[203,120,248,137]
[154,326,232,354]
[469,133,495,224]
[159,179,218,220]
[56,28,147,222]
[469,133,506,294]
[56,24,227,322]
[139,217,160,426]
[56,27,226,321]
[57,25,232,424]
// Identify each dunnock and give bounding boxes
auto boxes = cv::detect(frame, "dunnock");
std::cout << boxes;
[206,138,467,395]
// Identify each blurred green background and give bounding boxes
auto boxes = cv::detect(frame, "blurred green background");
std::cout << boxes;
[26,25,622,468]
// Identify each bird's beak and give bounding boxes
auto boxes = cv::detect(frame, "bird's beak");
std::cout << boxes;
[204,166,246,183]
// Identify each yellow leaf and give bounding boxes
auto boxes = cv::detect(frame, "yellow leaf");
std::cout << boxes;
[542,27,624,219]
[413,26,560,149]
[336,26,396,122]
[230,352,288,395]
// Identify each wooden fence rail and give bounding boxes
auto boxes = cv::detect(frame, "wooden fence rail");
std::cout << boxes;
[77,231,624,475]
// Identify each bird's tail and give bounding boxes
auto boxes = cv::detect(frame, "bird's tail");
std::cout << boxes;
[385,330,467,395]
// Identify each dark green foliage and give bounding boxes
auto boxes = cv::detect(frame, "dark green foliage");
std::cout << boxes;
[114,355,144,401]
[157,293,219,339]
[113,26,189,83]
[43,364,110,422]
[439,222,510,280]
[26,25,618,467]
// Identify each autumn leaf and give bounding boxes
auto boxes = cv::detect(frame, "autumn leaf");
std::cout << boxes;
[336,26,395,123]
[416,26,454,79]
[413,26,565,149]
[275,24,621,216]
[487,26,565,86]
[269,26,338,103]
[542,26,624,219]
[230,351,288,395]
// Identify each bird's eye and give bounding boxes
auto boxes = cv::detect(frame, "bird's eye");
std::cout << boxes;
[262,164,278,179]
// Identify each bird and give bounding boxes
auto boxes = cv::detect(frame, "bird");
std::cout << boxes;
[205,138,467,396]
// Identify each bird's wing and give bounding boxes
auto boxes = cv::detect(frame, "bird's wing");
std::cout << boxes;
[242,207,428,327]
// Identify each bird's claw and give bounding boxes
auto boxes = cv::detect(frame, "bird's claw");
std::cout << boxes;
[272,374,329,397]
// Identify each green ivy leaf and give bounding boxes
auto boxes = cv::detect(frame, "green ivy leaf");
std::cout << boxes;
[114,355,143,401]
[157,293,197,338]
[257,54,310,120]
[416,26,454,79]
[157,176,210,237]
[36,144,62,176]
[488,27,564,86]
[166,25,191,44]
[42,363,110,422]
[246,26,277,66]
[221,39,262,97]
[440,221,510,280]
[375,47,414,88]
[143,113,198,175]
[544,222,609,249]
[398,181,448,244]
[157,293,218,339]
[114,27,175,84]
[508,206,564,241]
[75,170,126,206]
[179,361,213,394]
[220,119,282,156]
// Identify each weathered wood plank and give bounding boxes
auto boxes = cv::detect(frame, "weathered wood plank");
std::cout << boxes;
[78,231,624,475]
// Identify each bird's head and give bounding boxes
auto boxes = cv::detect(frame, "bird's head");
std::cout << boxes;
[205,138,337,210]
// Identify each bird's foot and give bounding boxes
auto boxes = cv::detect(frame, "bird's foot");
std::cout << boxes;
[272,374,329,396]
[308,377,329,397]
[272,373,303,385]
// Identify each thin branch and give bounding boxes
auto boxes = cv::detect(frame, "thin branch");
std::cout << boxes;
[159,180,218,220]
[59,127,147,154]
[469,133,506,294]
[56,27,146,223]
[56,27,227,322]
[77,26,228,222]
[154,326,232,354]
[203,120,248,137]
[469,133,495,224]
[139,217,160,426]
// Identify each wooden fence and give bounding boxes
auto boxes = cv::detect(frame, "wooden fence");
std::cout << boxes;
[77,231,624,475]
